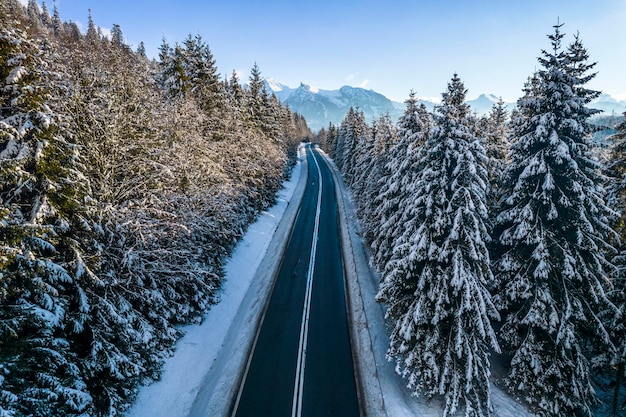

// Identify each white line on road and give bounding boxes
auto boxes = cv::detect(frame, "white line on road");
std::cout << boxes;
[291,146,323,417]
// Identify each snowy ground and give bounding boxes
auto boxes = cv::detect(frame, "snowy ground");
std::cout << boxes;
[320,149,535,417]
[126,144,534,417]
[125,145,307,417]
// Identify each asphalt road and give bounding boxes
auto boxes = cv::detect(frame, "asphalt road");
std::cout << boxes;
[232,144,360,417]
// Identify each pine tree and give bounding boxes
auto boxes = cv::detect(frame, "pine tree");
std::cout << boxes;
[246,62,268,129]
[377,75,499,417]
[182,34,223,114]
[86,9,98,44]
[26,0,41,32]
[492,25,616,417]
[158,42,188,99]
[51,1,61,37]
[605,111,626,416]
[111,23,124,47]
[371,91,431,270]
[136,41,146,58]
[478,99,509,211]
[0,24,93,416]
[358,114,397,243]
[40,1,51,29]
[336,107,368,185]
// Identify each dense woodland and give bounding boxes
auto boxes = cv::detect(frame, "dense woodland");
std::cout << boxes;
[0,1,311,416]
[323,25,626,417]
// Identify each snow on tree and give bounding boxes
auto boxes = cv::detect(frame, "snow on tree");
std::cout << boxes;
[86,9,98,44]
[376,74,500,417]
[604,110,626,416]
[158,42,189,99]
[355,114,398,243]
[336,107,369,186]
[370,91,431,271]
[477,99,509,206]
[51,2,61,37]
[182,34,223,114]
[0,24,93,416]
[0,4,309,415]
[491,24,617,417]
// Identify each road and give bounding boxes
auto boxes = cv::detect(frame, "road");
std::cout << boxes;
[232,144,360,417]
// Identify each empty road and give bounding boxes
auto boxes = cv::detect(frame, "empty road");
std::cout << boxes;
[232,144,360,417]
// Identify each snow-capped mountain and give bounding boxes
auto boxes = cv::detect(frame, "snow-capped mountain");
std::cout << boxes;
[591,93,626,116]
[263,79,626,132]
[263,80,407,131]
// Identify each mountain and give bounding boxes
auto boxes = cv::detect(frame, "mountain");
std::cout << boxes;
[263,79,626,132]
[466,94,514,115]
[264,80,406,131]
[591,93,626,117]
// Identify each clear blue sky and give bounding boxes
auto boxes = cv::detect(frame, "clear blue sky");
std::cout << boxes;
[33,0,626,102]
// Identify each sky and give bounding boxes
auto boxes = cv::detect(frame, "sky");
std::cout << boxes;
[29,0,626,102]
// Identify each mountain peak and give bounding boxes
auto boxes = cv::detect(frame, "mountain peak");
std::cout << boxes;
[298,82,318,93]
[265,78,286,92]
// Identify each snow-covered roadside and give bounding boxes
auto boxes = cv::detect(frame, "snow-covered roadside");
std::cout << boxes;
[320,149,535,417]
[125,144,307,417]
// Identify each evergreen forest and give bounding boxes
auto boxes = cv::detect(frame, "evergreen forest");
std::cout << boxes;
[3,1,626,417]
[323,25,626,417]
[0,1,311,416]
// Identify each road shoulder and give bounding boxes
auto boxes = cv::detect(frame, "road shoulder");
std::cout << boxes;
[317,149,388,417]
[188,145,309,417]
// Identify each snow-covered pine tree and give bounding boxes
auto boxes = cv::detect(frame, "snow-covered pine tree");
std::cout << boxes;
[337,107,369,187]
[246,62,266,126]
[370,91,430,271]
[350,115,376,204]
[40,1,51,30]
[605,111,626,416]
[358,114,397,244]
[111,23,124,47]
[85,9,98,44]
[0,24,93,416]
[26,0,41,32]
[182,34,223,115]
[479,99,509,206]
[492,24,617,417]
[377,74,499,417]
[51,2,61,37]
[325,122,338,156]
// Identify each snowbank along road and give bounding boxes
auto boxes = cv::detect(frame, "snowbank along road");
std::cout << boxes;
[231,144,360,417]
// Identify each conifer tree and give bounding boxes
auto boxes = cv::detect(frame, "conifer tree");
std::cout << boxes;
[371,91,430,270]
[377,75,499,417]
[111,23,124,47]
[0,24,93,416]
[26,0,41,31]
[358,114,397,243]
[479,99,509,209]
[337,107,368,184]
[51,1,61,37]
[605,111,626,416]
[492,25,616,417]
[182,34,223,113]
[40,1,51,29]
[86,9,98,44]
[136,41,146,58]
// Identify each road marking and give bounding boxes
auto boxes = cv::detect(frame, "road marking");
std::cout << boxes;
[291,147,323,417]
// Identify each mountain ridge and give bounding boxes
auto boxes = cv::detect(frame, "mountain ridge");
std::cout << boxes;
[262,79,626,131]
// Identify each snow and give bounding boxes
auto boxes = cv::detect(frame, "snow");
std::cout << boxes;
[125,145,306,417]
[264,77,286,92]
[125,143,534,417]
[320,150,535,417]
